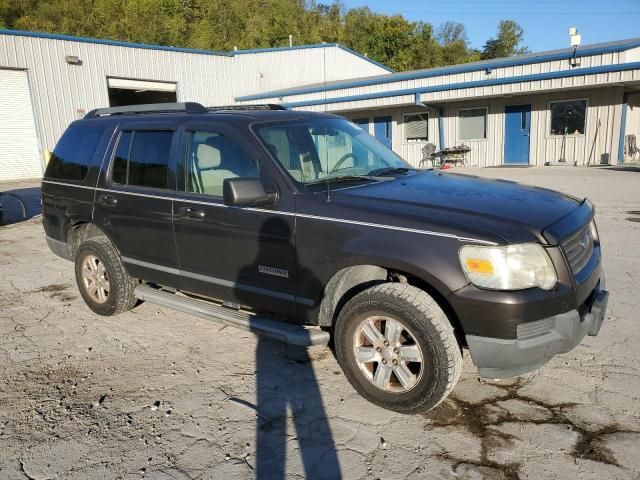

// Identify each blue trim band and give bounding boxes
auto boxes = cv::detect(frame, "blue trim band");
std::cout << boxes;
[0,28,231,56]
[0,29,394,72]
[231,43,338,54]
[618,93,629,164]
[336,45,395,73]
[231,42,393,72]
[236,39,640,101]
[280,62,640,108]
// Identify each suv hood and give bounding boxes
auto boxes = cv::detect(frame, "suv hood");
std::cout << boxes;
[333,171,582,243]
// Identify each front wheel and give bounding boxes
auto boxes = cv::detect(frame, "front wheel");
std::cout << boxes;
[334,283,462,413]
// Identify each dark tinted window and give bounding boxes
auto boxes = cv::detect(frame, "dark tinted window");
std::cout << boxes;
[45,124,106,181]
[110,130,173,189]
[111,131,131,185]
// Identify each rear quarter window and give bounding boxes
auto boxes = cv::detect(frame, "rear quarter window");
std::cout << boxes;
[45,123,107,181]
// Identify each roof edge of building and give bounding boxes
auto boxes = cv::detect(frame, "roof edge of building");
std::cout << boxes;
[235,37,640,102]
[0,28,232,56]
[0,29,394,73]
[279,61,640,109]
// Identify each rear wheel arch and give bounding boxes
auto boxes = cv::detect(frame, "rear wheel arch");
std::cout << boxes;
[67,222,115,258]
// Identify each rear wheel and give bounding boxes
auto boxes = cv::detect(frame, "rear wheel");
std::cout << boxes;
[74,237,138,316]
[334,282,462,413]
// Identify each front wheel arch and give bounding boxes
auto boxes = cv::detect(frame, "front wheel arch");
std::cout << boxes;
[318,265,388,327]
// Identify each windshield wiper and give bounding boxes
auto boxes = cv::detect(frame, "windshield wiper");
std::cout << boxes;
[305,175,380,186]
[368,167,414,176]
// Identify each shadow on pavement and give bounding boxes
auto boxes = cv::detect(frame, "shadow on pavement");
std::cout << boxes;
[235,217,342,479]
[0,187,41,225]
[599,165,640,172]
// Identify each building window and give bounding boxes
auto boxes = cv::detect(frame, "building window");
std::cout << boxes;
[459,108,487,140]
[550,100,586,135]
[404,113,429,142]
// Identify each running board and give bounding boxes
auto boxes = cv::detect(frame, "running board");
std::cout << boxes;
[134,284,329,347]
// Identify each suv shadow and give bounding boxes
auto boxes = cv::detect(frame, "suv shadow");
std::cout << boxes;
[236,217,341,478]
[0,186,41,225]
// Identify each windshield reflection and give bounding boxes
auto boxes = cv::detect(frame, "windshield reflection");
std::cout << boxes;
[256,118,412,187]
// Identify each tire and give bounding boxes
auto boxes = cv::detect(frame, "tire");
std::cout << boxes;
[74,237,138,316]
[334,282,462,413]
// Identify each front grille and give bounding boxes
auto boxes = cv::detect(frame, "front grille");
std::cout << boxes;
[561,222,594,275]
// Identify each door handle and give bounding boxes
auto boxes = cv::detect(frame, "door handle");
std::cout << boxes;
[178,206,206,220]
[97,193,118,207]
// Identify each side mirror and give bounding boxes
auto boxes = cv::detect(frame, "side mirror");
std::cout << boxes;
[223,177,277,207]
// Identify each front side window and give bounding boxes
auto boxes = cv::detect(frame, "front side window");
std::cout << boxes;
[255,118,409,186]
[550,100,586,135]
[404,114,428,142]
[111,130,173,189]
[45,124,106,181]
[459,108,487,140]
[185,131,258,197]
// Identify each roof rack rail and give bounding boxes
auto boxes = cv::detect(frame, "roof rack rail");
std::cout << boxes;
[84,102,206,118]
[206,104,288,112]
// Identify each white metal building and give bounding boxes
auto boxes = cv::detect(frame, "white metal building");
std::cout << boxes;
[237,38,640,168]
[3,29,640,182]
[0,29,391,181]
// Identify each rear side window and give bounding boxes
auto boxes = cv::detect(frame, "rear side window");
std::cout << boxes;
[45,124,106,181]
[111,130,173,189]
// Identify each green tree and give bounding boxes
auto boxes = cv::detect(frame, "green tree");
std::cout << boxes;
[0,0,527,72]
[482,19,529,59]
[435,21,475,65]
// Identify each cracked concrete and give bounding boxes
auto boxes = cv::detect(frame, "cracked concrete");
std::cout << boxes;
[0,167,639,479]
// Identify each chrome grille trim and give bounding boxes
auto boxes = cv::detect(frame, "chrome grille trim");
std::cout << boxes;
[561,223,594,275]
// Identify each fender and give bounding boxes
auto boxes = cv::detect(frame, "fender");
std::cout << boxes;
[317,265,388,326]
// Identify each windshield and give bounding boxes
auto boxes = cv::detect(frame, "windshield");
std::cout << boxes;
[255,118,411,187]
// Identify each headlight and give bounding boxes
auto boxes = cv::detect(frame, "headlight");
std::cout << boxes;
[459,243,557,291]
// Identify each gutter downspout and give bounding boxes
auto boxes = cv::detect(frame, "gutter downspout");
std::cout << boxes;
[618,93,628,165]
[415,93,445,149]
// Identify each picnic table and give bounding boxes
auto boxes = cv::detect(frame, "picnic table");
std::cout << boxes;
[436,145,471,168]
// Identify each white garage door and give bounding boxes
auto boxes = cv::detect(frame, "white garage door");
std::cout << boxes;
[0,69,42,181]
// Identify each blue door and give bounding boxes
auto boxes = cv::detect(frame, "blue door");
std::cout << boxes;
[504,105,531,165]
[353,117,369,133]
[374,116,392,149]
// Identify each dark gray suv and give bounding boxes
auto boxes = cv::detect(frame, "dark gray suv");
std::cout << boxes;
[41,103,608,413]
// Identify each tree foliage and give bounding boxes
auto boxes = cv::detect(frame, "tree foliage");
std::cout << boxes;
[482,20,529,59]
[0,0,526,71]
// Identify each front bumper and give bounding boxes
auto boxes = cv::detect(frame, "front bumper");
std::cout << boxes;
[466,281,609,379]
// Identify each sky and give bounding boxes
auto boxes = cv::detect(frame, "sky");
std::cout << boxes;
[340,0,640,53]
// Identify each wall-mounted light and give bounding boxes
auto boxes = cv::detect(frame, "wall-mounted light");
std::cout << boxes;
[65,55,82,65]
[569,27,581,67]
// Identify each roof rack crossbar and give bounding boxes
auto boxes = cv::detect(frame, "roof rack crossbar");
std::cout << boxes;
[206,104,288,111]
[85,102,206,118]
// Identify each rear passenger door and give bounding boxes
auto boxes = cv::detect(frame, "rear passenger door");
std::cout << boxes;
[172,121,298,317]
[94,120,180,288]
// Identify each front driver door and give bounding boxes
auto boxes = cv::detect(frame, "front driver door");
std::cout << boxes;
[172,121,299,317]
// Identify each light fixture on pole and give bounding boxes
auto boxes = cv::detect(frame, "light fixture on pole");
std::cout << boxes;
[569,27,581,67]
